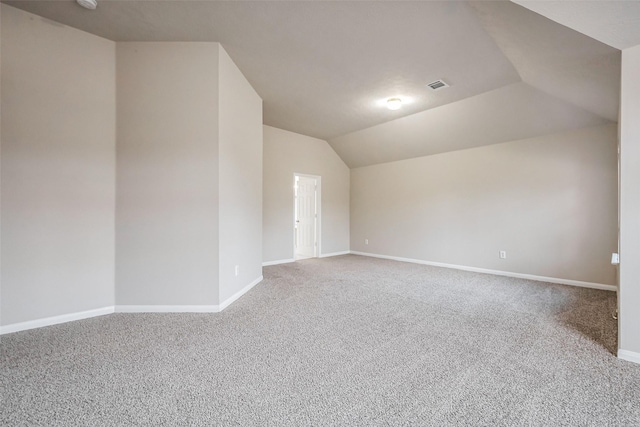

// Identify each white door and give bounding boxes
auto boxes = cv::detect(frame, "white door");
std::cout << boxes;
[295,176,317,259]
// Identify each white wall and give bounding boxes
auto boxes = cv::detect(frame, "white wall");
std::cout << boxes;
[1,5,116,325]
[263,126,350,263]
[1,4,3,326]
[351,125,618,286]
[619,44,640,360]
[116,43,220,306]
[218,47,263,304]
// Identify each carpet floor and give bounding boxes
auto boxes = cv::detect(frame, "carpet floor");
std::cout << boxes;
[1,255,639,426]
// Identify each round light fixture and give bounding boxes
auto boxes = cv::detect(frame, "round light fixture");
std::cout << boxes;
[386,98,402,110]
[77,0,97,10]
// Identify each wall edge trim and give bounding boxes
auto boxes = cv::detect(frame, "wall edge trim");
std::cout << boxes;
[350,251,616,291]
[0,306,115,335]
[320,251,351,258]
[618,349,640,365]
[218,275,263,311]
[114,305,219,313]
[262,259,295,266]
[1,276,266,334]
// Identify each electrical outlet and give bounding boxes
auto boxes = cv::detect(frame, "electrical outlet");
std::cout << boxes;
[499,251,507,259]
[365,239,369,245]
[235,265,239,276]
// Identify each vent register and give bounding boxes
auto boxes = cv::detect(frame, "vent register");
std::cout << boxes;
[427,80,450,91]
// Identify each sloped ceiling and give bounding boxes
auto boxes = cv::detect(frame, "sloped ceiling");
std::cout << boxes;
[514,0,640,50]
[332,1,622,167]
[470,1,620,122]
[2,0,629,168]
[329,82,609,168]
[1,1,520,140]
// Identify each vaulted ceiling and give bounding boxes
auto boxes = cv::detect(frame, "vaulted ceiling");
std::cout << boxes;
[4,0,639,168]
[514,0,640,50]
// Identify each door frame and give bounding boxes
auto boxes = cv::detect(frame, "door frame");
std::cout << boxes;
[293,173,321,259]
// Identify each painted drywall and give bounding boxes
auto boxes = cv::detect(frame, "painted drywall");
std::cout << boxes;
[218,46,263,304]
[263,126,350,263]
[619,44,640,358]
[351,125,618,286]
[329,83,610,169]
[116,43,219,305]
[472,1,621,122]
[1,4,3,326]
[1,5,116,325]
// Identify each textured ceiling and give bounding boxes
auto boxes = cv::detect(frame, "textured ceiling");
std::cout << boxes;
[3,0,521,140]
[2,0,633,168]
[514,0,640,50]
[329,82,610,168]
[471,1,621,122]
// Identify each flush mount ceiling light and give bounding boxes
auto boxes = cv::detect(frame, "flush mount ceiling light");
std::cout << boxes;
[386,98,402,110]
[77,0,97,10]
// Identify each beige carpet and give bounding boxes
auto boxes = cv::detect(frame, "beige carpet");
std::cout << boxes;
[2,254,639,426]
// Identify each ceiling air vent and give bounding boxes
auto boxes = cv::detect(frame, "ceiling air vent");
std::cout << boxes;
[427,79,450,91]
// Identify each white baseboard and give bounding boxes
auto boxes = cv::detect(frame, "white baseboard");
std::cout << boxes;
[218,275,263,311]
[262,258,295,266]
[263,252,349,265]
[320,251,351,258]
[115,305,218,313]
[350,251,616,292]
[618,349,640,365]
[0,306,115,335]
[1,276,265,334]
[116,276,263,314]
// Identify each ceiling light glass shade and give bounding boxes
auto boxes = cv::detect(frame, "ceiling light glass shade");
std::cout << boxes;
[77,0,98,10]
[386,98,402,110]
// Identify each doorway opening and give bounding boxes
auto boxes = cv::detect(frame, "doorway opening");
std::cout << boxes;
[294,174,321,260]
